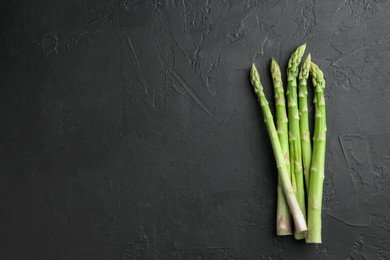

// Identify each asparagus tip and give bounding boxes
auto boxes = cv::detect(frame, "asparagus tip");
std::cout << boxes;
[299,53,311,80]
[270,58,281,80]
[310,62,325,89]
[296,43,307,58]
[250,63,261,89]
[288,44,307,76]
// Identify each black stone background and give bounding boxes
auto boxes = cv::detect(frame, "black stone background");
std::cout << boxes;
[1,0,390,259]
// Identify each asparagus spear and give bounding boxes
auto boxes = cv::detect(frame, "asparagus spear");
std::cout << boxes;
[250,64,307,233]
[286,44,307,240]
[270,59,293,236]
[298,54,312,192]
[306,62,326,243]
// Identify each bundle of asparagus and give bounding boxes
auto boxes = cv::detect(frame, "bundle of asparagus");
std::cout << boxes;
[249,44,326,243]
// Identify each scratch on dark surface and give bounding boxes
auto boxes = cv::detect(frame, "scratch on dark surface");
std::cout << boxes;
[339,135,353,172]
[86,0,146,26]
[339,135,356,172]
[171,82,185,96]
[181,0,190,40]
[192,33,205,67]
[330,44,344,58]
[340,134,374,187]
[331,43,371,66]
[207,54,221,74]
[260,37,268,55]
[127,36,149,95]
[268,0,283,11]
[275,0,288,28]
[339,135,358,193]
[173,38,192,65]
[38,0,147,55]
[169,69,212,115]
[205,54,221,92]
[282,0,288,14]
[333,68,351,91]
[327,213,370,227]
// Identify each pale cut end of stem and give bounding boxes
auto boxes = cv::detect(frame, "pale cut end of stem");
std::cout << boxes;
[294,231,306,240]
[291,209,307,232]
[277,216,293,235]
[306,234,322,244]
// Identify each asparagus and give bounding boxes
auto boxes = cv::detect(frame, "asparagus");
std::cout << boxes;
[286,44,307,240]
[250,64,307,233]
[306,62,326,243]
[298,54,312,192]
[270,59,293,235]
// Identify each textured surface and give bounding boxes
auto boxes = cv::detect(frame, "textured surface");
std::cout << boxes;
[1,0,390,259]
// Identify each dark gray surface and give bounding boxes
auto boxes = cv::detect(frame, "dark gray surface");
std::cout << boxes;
[1,0,390,259]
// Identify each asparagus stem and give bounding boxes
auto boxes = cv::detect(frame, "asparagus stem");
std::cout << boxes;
[286,44,307,240]
[298,54,312,193]
[306,62,326,243]
[250,64,307,233]
[271,58,293,236]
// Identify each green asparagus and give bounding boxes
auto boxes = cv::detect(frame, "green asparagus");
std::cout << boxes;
[271,58,292,235]
[298,54,312,193]
[286,44,307,240]
[250,64,307,233]
[306,62,326,243]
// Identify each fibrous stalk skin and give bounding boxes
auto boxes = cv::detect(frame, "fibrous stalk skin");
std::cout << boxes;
[250,64,307,233]
[306,62,326,244]
[287,44,307,240]
[271,58,293,236]
[298,54,312,193]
